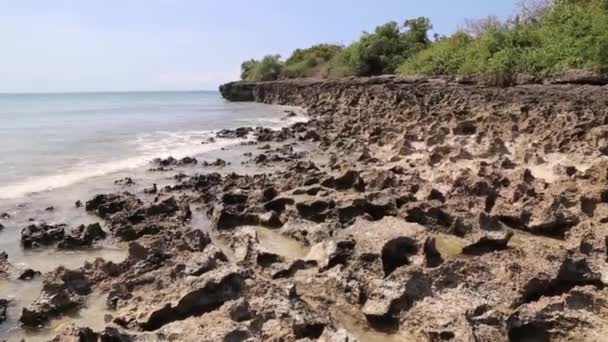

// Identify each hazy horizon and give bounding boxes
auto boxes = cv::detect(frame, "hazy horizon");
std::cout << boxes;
[1,0,517,93]
[0,89,220,95]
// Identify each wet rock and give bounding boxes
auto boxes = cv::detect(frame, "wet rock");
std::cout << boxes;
[179,156,198,165]
[296,199,334,222]
[57,223,107,249]
[106,283,132,310]
[428,189,446,203]
[264,197,295,214]
[256,127,294,142]
[85,192,142,219]
[428,145,452,165]
[0,252,9,278]
[508,286,606,341]
[139,269,245,331]
[501,157,517,169]
[318,327,358,341]
[517,255,607,306]
[365,170,398,191]
[321,170,365,192]
[183,229,213,252]
[262,187,279,201]
[363,270,432,323]
[452,119,477,135]
[424,237,444,267]
[346,217,425,258]
[222,192,249,205]
[527,210,579,239]
[381,237,419,276]
[227,298,254,322]
[290,160,318,173]
[254,154,268,164]
[211,206,260,230]
[45,206,55,212]
[293,319,326,339]
[114,177,135,186]
[144,183,158,194]
[18,268,41,281]
[396,140,417,156]
[257,250,285,268]
[21,223,66,248]
[0,298,7,323]
[1,212,10,219]
[146,196,179,216]
[75,200,83,208]
[50,324,99,342]
[258,210,283,228]
[272,259,317,279]
[153,156,178,167]
[20,267,91,327]
[217,127,253,139]
[202,158,229,167]
[306,239,355,271]
[174,172,188,181]
[461,230,514,255]
[357,149,378,163]
[184,246,229,276]
[223,228,259,262]
[302,130,321,141]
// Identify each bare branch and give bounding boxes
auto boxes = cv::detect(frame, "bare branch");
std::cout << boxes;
[516,0,553,23]
[460,16,503,37]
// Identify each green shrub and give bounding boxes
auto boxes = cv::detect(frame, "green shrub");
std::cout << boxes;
[240,59,258,80]
[327,43,360,77]
[283,44,342,78]
[328,17,433,77]
[459,26,528,83]
[240,0,608,82]
[401,0,608,81]
[523,0,608,73]
[240,55,284,81]
[398,31,473,75]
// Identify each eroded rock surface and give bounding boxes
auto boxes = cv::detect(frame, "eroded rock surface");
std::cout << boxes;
[15,76,608,341]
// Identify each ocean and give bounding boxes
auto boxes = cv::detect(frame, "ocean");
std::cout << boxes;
[0,91,299,200]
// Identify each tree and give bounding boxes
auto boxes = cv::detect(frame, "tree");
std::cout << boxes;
[249,55,284,81]
[283,44,343,78]
[240,59,258,80]
[516,0,553,23]
[403,17,433,48]
[461,16,504,37]
[330,17,433,77]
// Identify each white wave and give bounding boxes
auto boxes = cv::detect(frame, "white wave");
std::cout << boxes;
[235,115,309,130]
[0,107,306,200]
[0,131,243,200]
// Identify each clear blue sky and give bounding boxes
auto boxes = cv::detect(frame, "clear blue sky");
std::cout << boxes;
[0,0,517,93]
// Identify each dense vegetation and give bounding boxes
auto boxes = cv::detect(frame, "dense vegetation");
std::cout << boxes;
[240,0,608,83]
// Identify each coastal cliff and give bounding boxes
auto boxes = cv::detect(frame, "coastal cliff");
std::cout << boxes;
[220,75,608,156]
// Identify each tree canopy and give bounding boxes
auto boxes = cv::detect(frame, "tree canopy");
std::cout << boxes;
[239,0,608,83]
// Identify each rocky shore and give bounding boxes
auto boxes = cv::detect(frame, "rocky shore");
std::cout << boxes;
[3,76,608,341]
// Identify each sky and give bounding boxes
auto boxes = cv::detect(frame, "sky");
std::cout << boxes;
[0,0,518,93]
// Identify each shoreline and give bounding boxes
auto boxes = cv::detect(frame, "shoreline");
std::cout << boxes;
[2,76,608,340]
[0,103,310,340]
